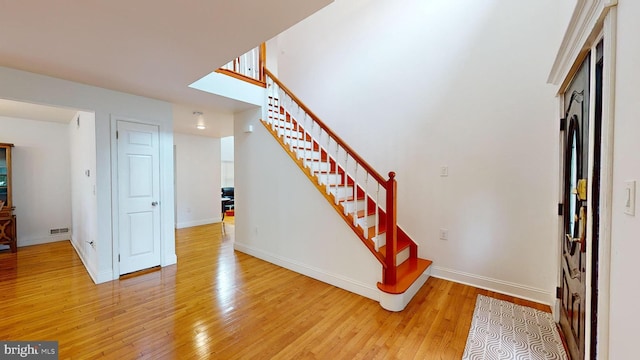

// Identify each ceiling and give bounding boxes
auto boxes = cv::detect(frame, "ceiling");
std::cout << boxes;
[0,0,332,137]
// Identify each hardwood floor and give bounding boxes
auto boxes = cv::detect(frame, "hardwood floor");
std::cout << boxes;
[0,222,549,359]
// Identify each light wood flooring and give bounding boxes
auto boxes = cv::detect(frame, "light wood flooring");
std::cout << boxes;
[0,220,549,359]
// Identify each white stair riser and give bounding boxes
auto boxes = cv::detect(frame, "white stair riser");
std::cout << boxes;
[274,120,297,130]
[277,129,304,144]
[372,232,386,248]
[357,214,378,229]
[396,246,410,266]
[329,186,354,200]
[297,150,321,160]
[286,140,314,150]
[278,129,305,140]
[342,200,366,213]
[317,173,342,186]
[305,161,330,172]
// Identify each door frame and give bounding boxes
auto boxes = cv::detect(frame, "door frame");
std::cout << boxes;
[110,115,175,278]
[549,2,617,358]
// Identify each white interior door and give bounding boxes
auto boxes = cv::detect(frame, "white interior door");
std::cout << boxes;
[117,120,161,275]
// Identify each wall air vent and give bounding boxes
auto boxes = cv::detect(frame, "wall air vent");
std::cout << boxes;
[50,228,70,235]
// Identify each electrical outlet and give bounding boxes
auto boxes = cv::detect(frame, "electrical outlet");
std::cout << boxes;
[625,180,636,216]
[440,166,449,177]
[439,228,449,241]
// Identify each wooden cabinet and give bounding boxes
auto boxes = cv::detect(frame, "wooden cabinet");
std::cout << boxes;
[0,143,16,252]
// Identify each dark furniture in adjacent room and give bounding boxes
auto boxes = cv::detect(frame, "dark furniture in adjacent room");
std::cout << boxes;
[0,143,17,253]
[221,187,234,214]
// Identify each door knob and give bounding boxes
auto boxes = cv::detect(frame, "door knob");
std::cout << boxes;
[151,201,158,206]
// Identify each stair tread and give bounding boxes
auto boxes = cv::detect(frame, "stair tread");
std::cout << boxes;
[378,237,411,258]
[377,258,433,295]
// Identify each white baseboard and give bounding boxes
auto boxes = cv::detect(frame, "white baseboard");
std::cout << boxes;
[234,242,380,302]
[431,266,554,305]
[19,235,69,247]
[175,218,220,229]
[69,239,99,284]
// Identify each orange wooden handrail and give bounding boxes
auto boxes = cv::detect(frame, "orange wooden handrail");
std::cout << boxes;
[215,69,266,88]
[264,68,388,186]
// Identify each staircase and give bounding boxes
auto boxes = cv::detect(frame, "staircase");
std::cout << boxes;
[261,69,432,311]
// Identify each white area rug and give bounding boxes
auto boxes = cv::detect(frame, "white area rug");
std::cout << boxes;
[462,295,568,360]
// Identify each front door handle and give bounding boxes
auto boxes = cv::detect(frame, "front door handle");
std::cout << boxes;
[151,201,158,206]
[565,234,581,255]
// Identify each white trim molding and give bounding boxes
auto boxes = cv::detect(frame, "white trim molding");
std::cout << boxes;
[234,241,381,302]
[431,266,553,305]
[548,0,617,85]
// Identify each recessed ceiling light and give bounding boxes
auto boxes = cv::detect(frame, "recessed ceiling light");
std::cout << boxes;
[196,124,206,130]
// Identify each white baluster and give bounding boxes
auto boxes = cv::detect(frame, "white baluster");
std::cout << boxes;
[270,82,277,131]
[375,183,380,251]
[343,154,348,214]
[334,142,340,204]
[287,97,294,147]
[353,164,358,226]
[363,173,369,239]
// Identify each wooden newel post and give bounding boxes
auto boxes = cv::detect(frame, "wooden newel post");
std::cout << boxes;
[384,171,398,285]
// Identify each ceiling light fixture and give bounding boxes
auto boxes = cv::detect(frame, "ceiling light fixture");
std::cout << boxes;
[193,111,206,130]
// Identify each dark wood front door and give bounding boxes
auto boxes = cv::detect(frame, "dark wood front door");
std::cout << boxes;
[560,53,590,360]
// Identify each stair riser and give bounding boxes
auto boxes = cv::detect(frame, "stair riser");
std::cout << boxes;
[342,200,366,213]
[297,150,321,160]
[317,174,342,186]
[329,187,354,200]
[372,232,386,248]
[278,129,305,140]
[274,121,297,130]
[356,214,377,229]
[286,140,314,150]
[305,161,330,172]
[396,246,410,266]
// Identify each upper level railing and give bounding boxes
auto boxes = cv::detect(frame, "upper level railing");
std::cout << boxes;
[216,44,266,87]
[263,69,400,285]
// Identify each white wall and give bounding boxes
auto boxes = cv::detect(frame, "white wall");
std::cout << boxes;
[0,115,72,247]
[271,0,575,303]
[0,66,175,284]
[234,108,382,300]
[608,2,640,358]
[69,111,98,273]
[221,136,234,187]
[174,132,221,228]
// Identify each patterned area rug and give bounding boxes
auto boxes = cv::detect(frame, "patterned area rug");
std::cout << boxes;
[462,295,568,360]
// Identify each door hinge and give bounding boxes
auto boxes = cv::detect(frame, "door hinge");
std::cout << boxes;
[556,286,562,299]
[116,131,119,139]
[560,117,566,131]
[118,254,120,262]
[558,203,564,216]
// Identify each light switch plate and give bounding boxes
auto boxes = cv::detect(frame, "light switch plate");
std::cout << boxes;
[624,180,636,216]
